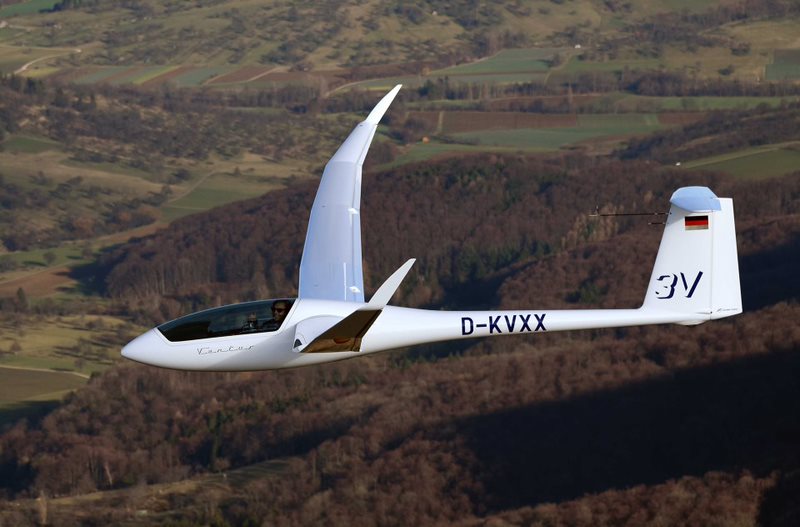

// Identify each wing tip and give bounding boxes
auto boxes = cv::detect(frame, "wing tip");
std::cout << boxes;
[365,84,402,125]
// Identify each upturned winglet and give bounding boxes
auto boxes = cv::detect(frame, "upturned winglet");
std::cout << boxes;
[365,84,402,125]
[298,85,402,303]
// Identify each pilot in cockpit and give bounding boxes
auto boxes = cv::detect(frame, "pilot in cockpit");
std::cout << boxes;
[262,300,289,331]
[241,312,259,333]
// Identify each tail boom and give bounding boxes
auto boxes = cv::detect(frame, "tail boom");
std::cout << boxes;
[359,306,707,354]
[359,186,741,354]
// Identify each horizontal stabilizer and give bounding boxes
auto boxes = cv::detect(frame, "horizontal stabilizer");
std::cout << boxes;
[670,186,721,212]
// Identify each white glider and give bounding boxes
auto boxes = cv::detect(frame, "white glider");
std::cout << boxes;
[122,85,742,371]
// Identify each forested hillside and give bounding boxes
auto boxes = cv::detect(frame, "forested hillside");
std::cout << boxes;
[98,147,800,314]
[1,150,799,524]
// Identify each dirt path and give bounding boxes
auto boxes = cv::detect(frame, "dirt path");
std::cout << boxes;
[4,44,82,75]
[435,110,444,134]
[0,365,90,380]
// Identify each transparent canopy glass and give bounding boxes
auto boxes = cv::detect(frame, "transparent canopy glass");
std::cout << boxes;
[157,299,295,342]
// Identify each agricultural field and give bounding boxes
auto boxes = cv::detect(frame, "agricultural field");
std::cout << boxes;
[0,368,86,405]
[608,94,800,112]
[0,143,166,196]
[355,71,551,90]
[65,65,250,87]
[0,368,85,428]
[0,141,302,292]
[207,65,275,85]
[560,57,665,76]
[0,314,135,373]
[766,49,800,81]
[451,113,665,150]
[0,312,136,428]
[384,112,674,167]
[346,48,570,91]
[680,142,800,180]
[432,48,566,76]
[161,153,309,221]
[1,134,61,154]
[380,142,521,168]
[0,42,79,74]
[2,1,796,91]
[0,244,85,275]
[0,0,58,17]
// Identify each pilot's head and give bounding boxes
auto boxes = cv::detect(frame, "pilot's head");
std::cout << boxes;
[247,312,257,327]
[272,300,289,322]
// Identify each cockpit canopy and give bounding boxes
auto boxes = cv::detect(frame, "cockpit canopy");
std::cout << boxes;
[158,299,295,342]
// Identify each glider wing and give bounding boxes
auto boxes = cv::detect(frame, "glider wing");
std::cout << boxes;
[298,85,402,302]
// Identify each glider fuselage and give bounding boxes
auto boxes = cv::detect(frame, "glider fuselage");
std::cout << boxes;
[122,298,702,371]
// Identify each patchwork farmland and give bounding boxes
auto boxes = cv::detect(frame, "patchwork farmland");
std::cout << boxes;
[766,49,800,81]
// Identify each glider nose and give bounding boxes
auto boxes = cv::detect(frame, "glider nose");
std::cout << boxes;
[121,328,162,365]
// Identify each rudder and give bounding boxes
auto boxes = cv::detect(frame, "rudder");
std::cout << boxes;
[642,187,742,324]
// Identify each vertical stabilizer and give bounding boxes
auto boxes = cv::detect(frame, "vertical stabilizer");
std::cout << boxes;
[642,187,741,324]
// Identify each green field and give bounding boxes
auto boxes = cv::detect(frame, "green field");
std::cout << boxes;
[453,113,664,150]
[0,0,58,17]
[61,158,158,181]
[612,94,800,112]
[163,187,255,219]
[0,44,65,74]
[385,143,504,167]
[765,49,800,81]
[657,0,718,10]
[130,65,180,85]
[170,66,235,87]
[72,66,134,85]
[0,27,27,43]
[70,66,235,87]
[681,144,800,180]
[386,112,673,165]
[0,367,85,428]
[161,171,280,221]
[562,56,664,74]
[355,71,550,90]
[0,314,131,373]
[0,367,86,405]
[1,134,62,153]
[433,48,563,76]
[3,244,86,268]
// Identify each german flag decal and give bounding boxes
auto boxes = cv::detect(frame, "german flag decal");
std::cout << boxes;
[685,215,709,230]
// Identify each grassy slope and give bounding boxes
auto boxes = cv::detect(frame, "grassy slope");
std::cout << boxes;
[0,314,132,371]
[681,142,800,179]
[0,0,58,17]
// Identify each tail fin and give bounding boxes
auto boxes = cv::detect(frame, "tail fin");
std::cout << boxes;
[642,187,742,325]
